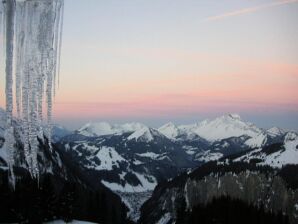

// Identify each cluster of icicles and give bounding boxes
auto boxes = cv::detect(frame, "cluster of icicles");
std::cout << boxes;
[0,0,64,183]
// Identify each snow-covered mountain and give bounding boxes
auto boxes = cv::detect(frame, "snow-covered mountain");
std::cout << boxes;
[58,130,195,193]
[57,128,196,221]
[61,114,296,193]
[159,114,261,141]
[78,122,147,137]
[232,132,298,168]
[158,113,288,149]
[158,122,180,140]
[1,108,297,222]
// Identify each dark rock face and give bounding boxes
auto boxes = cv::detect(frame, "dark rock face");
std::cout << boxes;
[139,162,298,224]
[176,196,290,224]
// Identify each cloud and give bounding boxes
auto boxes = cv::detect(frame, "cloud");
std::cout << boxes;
[205,0,298,21]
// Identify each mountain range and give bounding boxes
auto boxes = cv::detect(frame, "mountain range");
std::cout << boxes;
[55,113,297,221]
[0,108,297,223]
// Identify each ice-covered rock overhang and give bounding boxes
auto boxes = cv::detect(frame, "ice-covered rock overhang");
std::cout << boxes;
[0,0,64,180]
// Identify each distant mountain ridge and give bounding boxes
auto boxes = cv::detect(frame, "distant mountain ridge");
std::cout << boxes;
[57,113,297,196]
[76,113,290,148]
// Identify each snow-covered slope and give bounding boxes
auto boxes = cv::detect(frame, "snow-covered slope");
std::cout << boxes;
[158,122,180,140]
[233,132,298,168]
[127,126,166,143]
[58,131,195,193]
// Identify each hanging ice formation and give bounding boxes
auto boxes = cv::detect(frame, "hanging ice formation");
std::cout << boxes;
[0,0,64,180]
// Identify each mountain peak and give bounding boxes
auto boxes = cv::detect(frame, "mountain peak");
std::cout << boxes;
[77,121,149,137]
[224,113,241,120]
[158,122,179,139]
[127,126,154,142]
[266,127,285,137]
[78,122,114,137]
[162,122,176,128]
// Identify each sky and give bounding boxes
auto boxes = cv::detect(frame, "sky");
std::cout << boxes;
[0,0,298,130]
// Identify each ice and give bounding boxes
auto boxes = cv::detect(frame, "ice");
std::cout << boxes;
[1,0,64,179]
[3,0,16,187]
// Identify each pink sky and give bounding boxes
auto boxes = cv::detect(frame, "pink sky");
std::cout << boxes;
[0,0,297,129]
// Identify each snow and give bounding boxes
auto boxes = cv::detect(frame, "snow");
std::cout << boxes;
[82,143,99,152]
[94,146,125,171]
[183,146,197,155]
[158,113,263,144]
[127,126,154,142]
[78,122,147,137]
[158,122,179,139]
[156,213,172,224]
[137,152,161,159]
[133,159,144,165]
[64,143,70,151]
[117,191,153,222]
[234,132,298,168]
[222,142,230,148]
[266,127,285,138]
[261,133,298,168]
[102,172,157,193]
[285,132,298,141]
[195,151,223,162]
[79,122,165,142]
[180,114,262,142]
[78,122,119,137]
[234,148,263,163]
[245,133,267,148]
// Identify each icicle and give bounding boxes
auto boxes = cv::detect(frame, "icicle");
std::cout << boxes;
[56,0,64,90]
[4,0,16,188]
[1,0,64,181]
[14,1,26,118]
[0,2,4,63]
[5,0,15,125]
